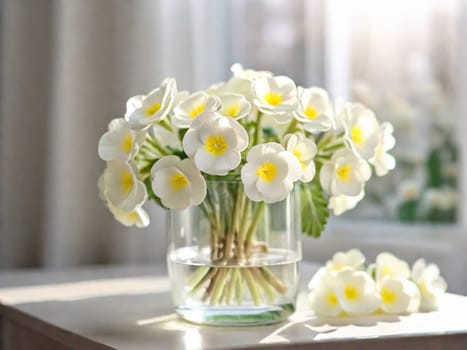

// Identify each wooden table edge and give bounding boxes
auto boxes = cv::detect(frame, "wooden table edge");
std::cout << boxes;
[0,303,115,350]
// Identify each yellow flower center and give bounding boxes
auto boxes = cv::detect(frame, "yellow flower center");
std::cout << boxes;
[381,266,393,276]
[122,134,133,153]
[224,104,241,117]
[170,173,189,191]
[292,148,306,169]
[351,126,364,145]
[128,211,139,221]
[264,92,283,106]
[327,291,339,306]
[336,164,352,182]
[145,102,162,117]
[256,162,278,183]
[381,288,396,304]
[121,171,133,194]
[304,105,318,120]
[204,136,228,156]
[189,104,206,118]
[344,285,359,301]
[332,263,343,271]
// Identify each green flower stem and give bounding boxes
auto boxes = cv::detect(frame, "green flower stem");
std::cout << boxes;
[224,269,237,305]
[317,133,333,150]
[250,267,275,302]
[243,269,261,305]
[190,267,218,296]
[234,268,243,305]
[244,202,266,256]
[253,112,264,146]
[260,267,286,294]
[237,198,251,259]
[187,265,210,290]
[146,137,170,156]
[284,118,299,135]
[321,142,345,153]
[158,118,174,132]
[210,269,229,305]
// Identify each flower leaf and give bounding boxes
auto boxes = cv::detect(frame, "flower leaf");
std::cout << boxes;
[143,177,165,209]
[300,180,329,238]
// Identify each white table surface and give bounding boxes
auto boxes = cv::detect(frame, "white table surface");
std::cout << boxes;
[1,262,467,350]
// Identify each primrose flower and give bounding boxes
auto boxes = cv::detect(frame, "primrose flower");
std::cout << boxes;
[182,112,248,176]
[102,160,147,212]
[98,118,146,161]
[308,276,343,317]
[282,133,317,183]
[98,174,149,228]
[218,93,251,120]
[375,252,410,282]
[294,87,334,133]
[125,78,177,130]
[241,142,302,203]
[329,190,365,216]
[320,148,371,197]
[326,249,366,273]
[369,122,396,176]
[377,278,421,314]
[411,259,447,311]
[110,206,149,228]
[151,156,206,210]
[331,269,380,315]
[172,92,221,128]
[253,75,298,123]
[340,103,380,160]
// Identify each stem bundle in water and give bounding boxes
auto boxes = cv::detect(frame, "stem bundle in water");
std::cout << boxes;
[187,181,287,306]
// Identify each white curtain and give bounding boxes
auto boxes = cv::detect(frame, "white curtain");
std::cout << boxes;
[0,0,323,269]
[0,0,233,268]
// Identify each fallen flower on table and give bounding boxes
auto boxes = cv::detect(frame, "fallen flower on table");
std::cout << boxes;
[308,249,447,317]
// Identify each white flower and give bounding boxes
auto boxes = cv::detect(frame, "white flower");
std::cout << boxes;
[375,252,410,282]
[369,122,396,176]
[218,93,251,120]
[108,204,150,228]
[102,160,147,212]
[282,133,317,183]
[98,118,146,161]
[320,148,371,196]
[98,174,149,228]
[151,156,206,210]
[182,112,248,176]
[149,123,181,150]
[172,92,221,128]
[326,249,366,273]
[294,87,334,133]
[329,190,365,216]
[125,78,177,130]
[340,103,380,160]
[308,278,343,317]
[397,179,421,202]
[411,259,447,311]
[422,187,457,211]
[231,63,273,81]
[378,278,420,314]
[252,75,298,123]
[241,142,302,203]
[331,269,380,315]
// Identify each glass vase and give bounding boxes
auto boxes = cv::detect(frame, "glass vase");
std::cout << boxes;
[166,180,302,326]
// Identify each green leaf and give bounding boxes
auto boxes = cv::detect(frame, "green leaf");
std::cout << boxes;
[300,180,329,238]
[143,177,165,208]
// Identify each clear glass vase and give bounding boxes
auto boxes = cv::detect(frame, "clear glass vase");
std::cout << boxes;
[166,180,302,326]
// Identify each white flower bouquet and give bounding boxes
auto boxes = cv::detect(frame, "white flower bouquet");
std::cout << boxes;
[97,64,396,323]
